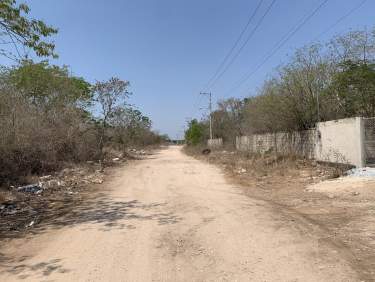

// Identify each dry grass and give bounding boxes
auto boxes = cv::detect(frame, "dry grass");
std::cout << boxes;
[185,146,349,180]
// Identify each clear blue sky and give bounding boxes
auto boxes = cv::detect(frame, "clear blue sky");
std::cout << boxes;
[16,0,375,138]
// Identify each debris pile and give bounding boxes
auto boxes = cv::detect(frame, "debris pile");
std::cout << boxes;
[0,147,154,236]
[17,184,43,194]
[128,148,149,156]
[0,202,18,216]
[237,168,247,174]
[0,164,107,234]
[346,167,375,178]
[11,167,106,198]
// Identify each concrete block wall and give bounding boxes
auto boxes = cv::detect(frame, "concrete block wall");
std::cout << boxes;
[236,136,253,151]
[236,130,315,158]
[207,138,223,149]
[235,117,366,167]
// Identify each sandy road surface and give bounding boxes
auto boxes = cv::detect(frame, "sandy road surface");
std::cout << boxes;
[0,146,359,281]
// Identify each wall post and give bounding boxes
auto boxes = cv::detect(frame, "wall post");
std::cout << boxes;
[358,117,366,167]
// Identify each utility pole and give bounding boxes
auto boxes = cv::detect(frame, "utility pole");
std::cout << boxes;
[316,92,320,123]
[200,92,213,140]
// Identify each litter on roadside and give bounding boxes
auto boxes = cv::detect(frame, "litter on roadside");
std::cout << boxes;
[17,184,43,194]
[346,167,375,178]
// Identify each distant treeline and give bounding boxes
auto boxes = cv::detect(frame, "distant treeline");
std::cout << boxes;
[186,27,375,146]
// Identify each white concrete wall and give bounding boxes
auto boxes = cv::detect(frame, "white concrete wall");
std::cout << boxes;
[315,117,364,167]
[236,136,253,151]
[207,138,223,149]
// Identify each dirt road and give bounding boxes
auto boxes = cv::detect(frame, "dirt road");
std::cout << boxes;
[0,146,360,281]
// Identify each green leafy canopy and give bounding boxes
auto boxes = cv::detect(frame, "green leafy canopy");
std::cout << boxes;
[0,0,58,60]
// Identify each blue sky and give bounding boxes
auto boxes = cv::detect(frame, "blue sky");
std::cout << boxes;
[10,0,375,138]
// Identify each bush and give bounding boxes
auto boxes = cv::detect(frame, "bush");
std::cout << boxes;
[0,62,164,185]
[185,119,206,146]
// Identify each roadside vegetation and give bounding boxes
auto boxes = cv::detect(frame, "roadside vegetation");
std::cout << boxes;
[185,27,375,147]
[0,1,166,186]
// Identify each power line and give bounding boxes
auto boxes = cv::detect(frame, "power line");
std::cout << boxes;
[224,0,329,97]
[193,1,264,119]
[206,0,277,91]
[314,0,367,41]
[202,0,264,91]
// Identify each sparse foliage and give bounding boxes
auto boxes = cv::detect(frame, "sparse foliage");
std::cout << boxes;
[0,0,58,60]
[93,77,130,170]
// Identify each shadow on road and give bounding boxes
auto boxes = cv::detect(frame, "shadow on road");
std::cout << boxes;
[0,190,182,279]
[0,253,70,280]
[1,189,182,238]
[28,192,182,235]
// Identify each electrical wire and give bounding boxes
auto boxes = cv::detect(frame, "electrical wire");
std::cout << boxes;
[206,0,277,91]
[314,0,367,41]
[202,0,264,91]
[224,0,329,97]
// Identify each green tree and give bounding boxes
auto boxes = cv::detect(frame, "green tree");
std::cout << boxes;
[329,60,375,117]
[7,60,91,109]
[0,0,58,59]
[185,119,205,146]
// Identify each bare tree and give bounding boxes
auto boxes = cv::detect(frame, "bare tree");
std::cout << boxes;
[93,77,130,170]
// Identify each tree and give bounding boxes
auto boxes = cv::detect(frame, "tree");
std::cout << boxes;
[243,81,288,134]
[93,77,130,169]
[328,28,375,65]
[0,62,97,183]
[210,98,244,146]
[0,62,164,183]
[7,60,91,109]
[0,61,92,149]
[0,0,58,60]
[329,60,375,117]
[185,119,205,146]
[109,107,154,149]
